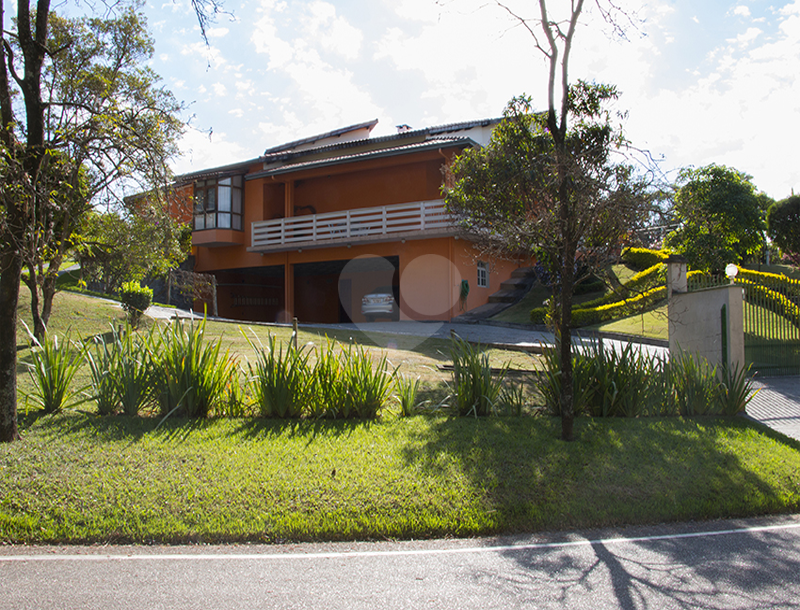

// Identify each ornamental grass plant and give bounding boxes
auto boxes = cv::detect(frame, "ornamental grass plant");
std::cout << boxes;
[338,343,396,419]
[246,333,312,418]
[449,335,507,416]
[23,329,89,414]
[153,318,238,419]
[541,340,757,418]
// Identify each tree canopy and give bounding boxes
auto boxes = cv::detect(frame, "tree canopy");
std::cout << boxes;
[665,165,767,272]
[767,195,800,266]
[446,82,650,441]
[446,0,649,441]
[0,0,189,442]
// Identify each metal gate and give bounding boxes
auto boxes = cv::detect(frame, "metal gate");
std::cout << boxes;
[737,271,800,377]
[687,269,800,376]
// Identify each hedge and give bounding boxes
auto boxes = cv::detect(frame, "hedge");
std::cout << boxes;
[621,247,672,270]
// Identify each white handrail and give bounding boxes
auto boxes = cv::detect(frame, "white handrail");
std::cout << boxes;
[251,199,453,250]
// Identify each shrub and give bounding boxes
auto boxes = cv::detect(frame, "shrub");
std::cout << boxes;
[530,307,549,324]
[119,281,153,328]
[571,285,667,327]
[449,335,507,416]
[621,247,671,270]
[153,318,237,418]
[23,330,88,414]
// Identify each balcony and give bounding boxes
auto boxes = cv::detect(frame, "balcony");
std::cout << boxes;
[249,199,456,252]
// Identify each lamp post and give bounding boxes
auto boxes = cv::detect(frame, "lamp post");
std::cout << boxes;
[725,263,739,284]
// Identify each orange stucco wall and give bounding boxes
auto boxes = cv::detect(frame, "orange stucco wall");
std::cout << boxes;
[186,148,531,323]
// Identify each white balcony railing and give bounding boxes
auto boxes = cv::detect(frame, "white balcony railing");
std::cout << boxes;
[249,199,454,251]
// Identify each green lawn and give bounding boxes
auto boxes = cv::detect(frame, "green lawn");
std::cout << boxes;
[14,289,541,413]
[5,285,800,545]
[2,413,799,544]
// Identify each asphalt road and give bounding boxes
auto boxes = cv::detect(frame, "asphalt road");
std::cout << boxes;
[3,515,800,610]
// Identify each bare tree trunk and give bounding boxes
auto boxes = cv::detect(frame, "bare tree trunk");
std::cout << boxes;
[558,242,576,442]
[23,269,47,341]
[0,251,22,442]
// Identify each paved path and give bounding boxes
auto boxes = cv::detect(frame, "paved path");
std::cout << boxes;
[746,376,800,442]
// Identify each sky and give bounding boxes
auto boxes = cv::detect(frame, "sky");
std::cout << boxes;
[138,0,800,200]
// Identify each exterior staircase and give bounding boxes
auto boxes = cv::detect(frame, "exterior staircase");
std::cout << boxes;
[452,267,538,323]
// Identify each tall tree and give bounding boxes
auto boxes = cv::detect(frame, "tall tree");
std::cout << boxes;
[446,1,648,440]
[767,195,800,266]
[0,0,211,442]
[78,207,192,295]
[19,8,185,340]
[665,165,766,272]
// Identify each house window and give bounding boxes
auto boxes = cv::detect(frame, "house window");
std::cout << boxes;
[477,261,488,288]
[193,176,244,231]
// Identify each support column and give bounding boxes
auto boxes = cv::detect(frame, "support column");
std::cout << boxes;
[283,255,294,323]
[666,254,688,299]
[284,180,294,218]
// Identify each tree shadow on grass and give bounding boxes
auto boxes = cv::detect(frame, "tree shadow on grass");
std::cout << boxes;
[399,415,800,536]
[229,417,373,444]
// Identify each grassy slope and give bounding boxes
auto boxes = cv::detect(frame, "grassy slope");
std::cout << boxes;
[2,413,799,544]
[4,286,800,544]
[15,289,540,412]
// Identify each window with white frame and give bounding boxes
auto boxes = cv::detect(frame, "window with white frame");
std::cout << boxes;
[193,176,244,231]
[477,261,488,288]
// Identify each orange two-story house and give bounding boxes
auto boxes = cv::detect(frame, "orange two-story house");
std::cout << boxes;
[176,118,529,324]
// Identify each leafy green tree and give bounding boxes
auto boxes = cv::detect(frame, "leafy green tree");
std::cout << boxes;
[767,195,800,266]
[665,165,766,272]
[78,208,191,295]
[0,0,219,442]
[16,8,185,341]
[446,2,650,442]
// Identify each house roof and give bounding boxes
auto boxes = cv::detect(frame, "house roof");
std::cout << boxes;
[246,136,474,181]
[262,119,379,156]
[176,117,499,185]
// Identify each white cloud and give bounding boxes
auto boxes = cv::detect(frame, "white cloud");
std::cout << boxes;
[733,6,751,18]
[172,129,252,175]
[249,0,385,140]
[235,79,257,100]
[305,1,363,59]
[206,27,230,38]
[180,41,228,69]
[212,83,227,96]
[621,2,800,197]
[728,27,762,46]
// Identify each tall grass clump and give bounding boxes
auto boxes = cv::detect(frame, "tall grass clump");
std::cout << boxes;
[85,324,156,416]
[23,328,88,414]
[394,374,422,417]
[540,340,757,418]
[338,343,396,419]
[153,317,237,418]
[449,335,507,416]
[309,338,347,418]
[246,333,311,418]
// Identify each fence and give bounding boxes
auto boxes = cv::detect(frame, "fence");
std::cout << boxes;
[688,271,800,376]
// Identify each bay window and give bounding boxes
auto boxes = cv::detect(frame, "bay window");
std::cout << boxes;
[194,176,243,231]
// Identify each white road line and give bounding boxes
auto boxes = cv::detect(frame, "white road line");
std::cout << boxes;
[2,521,799,563]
